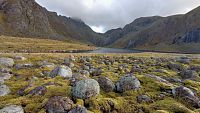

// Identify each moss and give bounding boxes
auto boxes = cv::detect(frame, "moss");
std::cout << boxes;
[38,109,47,113]
[154,110,170,113]
[150,98,194,113]
[76,99,84,106]
[45,85,71,98]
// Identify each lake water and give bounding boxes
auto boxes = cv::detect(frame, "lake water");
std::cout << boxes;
[88,48,141,53]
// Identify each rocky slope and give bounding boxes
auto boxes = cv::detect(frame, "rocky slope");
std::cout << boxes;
[0,0,104,45]
[109,6,200,52]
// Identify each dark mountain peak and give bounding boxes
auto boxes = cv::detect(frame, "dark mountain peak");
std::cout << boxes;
[105,28,122,34]
[132,16,163,25]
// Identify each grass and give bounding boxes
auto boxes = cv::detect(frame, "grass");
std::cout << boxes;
[0,36,95,53]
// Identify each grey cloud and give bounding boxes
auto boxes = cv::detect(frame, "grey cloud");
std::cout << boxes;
[36,0,200,33]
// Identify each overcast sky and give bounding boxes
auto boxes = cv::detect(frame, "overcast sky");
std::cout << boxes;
[36,0,200,33]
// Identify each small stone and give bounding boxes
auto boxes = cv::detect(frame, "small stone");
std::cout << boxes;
[145,74,171,85]
[28,85,47,96]
[0,58,14,67]
[15,63,34,70]
[40,61,55,68]
[167,62,183,71]
[0,105,24,113]
[0,73,13,80]
[0,79,4,85]
[90,68,102,76]
[15,56,27,61]
[0,68,12,73]
[45,96,74,113]
[68,105,88,113]
[0,85,10,96]
[137,95,152,103]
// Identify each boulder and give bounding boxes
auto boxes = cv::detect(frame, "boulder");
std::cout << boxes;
[0,85,10,96]
[15,56,27,61]
[176,58,190,64]
[70,73,88,86]
[90,68,102,76]
[179,70,198,79]
[28,85,47,96]
[0,105,24,113]
[145,74,172,85]
[116,74,141,93]
[86,57,92,62]
[172,86,200,108]
[0,68,12,73]
[137,95,152,103]
[68,105,88,113]
[45,96,74,113]
[79,70,90,76]
[15,63,34,70]
[167,62,183,71]
[0,73,13,80]
[0,58,14,67]
[190,65,200,72]
[40,61,55,68]
[0,79,4,85]
[49,65,72,78]
[72,79,100,99]
[97,76,115,92]
[64,58,75,68]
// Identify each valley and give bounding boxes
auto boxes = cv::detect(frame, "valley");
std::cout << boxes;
[0,0,200,113]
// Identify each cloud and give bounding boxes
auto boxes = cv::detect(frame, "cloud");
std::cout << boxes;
[36,0,200,33]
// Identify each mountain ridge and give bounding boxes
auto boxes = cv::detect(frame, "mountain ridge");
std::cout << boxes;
[1,0,200,52]
[108,6,200,53]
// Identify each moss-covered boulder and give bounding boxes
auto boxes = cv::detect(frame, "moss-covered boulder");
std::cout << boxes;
[172,86,200,108]
[49,65,72,78]
[0,57,14,67]
[45,96,74,113]
[0,84,10,96]
[116,74,140,93]
[72,79,100,99]
[97,76,115,92]
[0,105,24,113]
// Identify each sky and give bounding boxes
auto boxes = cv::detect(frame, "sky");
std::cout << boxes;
[36,0,200,33]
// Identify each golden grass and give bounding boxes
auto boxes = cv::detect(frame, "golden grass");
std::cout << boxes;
[0,36,95,53]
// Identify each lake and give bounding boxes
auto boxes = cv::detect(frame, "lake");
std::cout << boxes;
[88,48,141,53]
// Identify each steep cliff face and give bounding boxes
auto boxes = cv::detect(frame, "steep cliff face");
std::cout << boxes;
[0,0,55,37]
[174,28,200,44]
[0,0,104,45]
[110,6,200,52]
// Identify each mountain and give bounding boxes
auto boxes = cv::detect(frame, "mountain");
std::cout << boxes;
[1,0,200,53]
[108,6,200,53]
[0,0,104,45]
